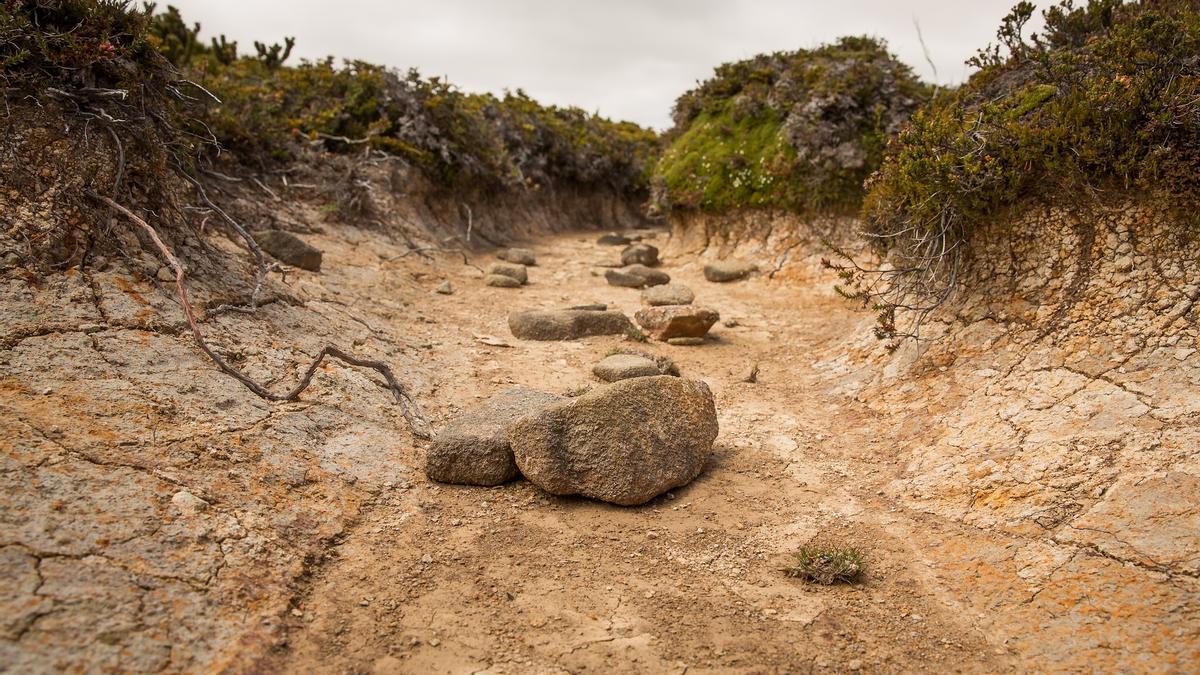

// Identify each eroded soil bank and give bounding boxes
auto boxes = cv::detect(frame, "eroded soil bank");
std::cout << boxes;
[2,207,1197,672]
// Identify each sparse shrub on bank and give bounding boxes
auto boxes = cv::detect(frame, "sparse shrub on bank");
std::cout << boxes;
[783,545,866,585]
[651,37,930,215]
[850,0,1200,345]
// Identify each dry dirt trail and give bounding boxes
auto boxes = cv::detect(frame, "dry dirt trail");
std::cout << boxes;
[267,228,1010,674]
[5,217,1196,673]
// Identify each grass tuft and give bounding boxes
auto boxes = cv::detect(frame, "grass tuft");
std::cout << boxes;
[783,545,865,585]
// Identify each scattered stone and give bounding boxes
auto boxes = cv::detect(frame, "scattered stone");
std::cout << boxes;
[425,387,564,486]
[473,334,512,348]
[171,490,208,514]
[487,262,528,285]
[254,230,322,272]
[509,309,634,341]
[510,376,718,505]
[485,274,522,288]
[704,259,757,282]
[605,265,670,288]
[642,284,694,306]
[155,266,174,282]
[497,248,537,266]
[621,243,660,267]
[667,337,706,346]
[435,281,454,295]
[570,303,607,311]
[593,354,661,382]
[635,306,720,341]
[597,233,632,246]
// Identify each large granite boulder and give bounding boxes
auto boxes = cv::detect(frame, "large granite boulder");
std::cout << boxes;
[425,387,564,486]
[509,308,634,341]
[634,306,720,341]
[485,274,522,288]
[510,376,718,505]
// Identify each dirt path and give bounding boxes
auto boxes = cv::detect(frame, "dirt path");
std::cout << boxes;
[266,231,1009,673]
[6,219,1194,673]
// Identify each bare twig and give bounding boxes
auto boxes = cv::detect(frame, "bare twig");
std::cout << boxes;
[91,194,431,439]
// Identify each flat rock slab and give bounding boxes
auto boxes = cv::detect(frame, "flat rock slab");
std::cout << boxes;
[621,243,660,267]
[509,309,633,341]
[635,305,720,341]
[593,354,660,382]
[497,248,537,266]
[488,262,528,284]
[642,284,694,306]
[605,265,670,289]
[510,376,718,505]
[704,260,757,283]
[597,233,632,246]
[485,274,522,288]
[426,388,564,486]
[254,230,322,272]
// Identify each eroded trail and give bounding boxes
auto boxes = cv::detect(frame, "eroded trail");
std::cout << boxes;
[268,231,1007,673]
[5,222,1195,674]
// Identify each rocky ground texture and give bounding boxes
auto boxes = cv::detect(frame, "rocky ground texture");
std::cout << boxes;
[1,200,1197,672]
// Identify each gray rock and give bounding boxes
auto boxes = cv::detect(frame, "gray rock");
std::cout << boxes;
[485,274,522,288]
[254,230,322,272]
[635,306,720,341]
[510,376,718,505]
[570,303,608,311]
[593,354,660,382]
[509,309,634,341]
[703,259,757,282]
[621,243,660,267]
[426,388,564,486]
[497,248,537,266]
[605,265,671,289]
[597,233,632,246]
[641,284,695,306]
[488,262,528,284]
[435,281,454,295]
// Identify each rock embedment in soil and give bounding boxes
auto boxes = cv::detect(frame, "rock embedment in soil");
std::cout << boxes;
[605,265,670,289]
[704,260,757,283]
[641,284,695,306]
[592,353,661,382]
[485,274,523,288]
[635,305,720,341]
[488,262,529,285]
[621,243,660,267]
[510,376,718,505]
[508,308,634,341]
[496,248,537,266]
[426,387,564,486]
[254,230,323,272]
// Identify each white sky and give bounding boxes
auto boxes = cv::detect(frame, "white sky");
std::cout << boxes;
[167,1,1048,130]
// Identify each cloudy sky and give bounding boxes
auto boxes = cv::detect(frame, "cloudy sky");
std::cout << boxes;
[169,0,1047,129]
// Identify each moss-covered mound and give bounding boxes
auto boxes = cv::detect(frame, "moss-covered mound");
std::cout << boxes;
[846,0,1200,343]
[652,37,929,215]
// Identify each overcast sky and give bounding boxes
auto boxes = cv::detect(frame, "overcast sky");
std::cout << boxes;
[168,1,1047,130]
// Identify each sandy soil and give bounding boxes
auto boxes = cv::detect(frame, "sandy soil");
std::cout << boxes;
[3,218,1196,673]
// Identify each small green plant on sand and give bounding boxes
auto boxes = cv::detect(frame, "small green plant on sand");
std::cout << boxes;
[783,545,865,585]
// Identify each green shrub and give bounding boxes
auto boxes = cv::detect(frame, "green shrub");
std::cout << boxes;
[856,0,1200,343]
[783,545,865,585]
[653,37,929,215]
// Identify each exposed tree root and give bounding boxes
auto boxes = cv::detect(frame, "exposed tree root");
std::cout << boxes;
[92,193,432,439]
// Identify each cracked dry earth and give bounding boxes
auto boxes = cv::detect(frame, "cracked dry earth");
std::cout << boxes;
[2,220,1198,673]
